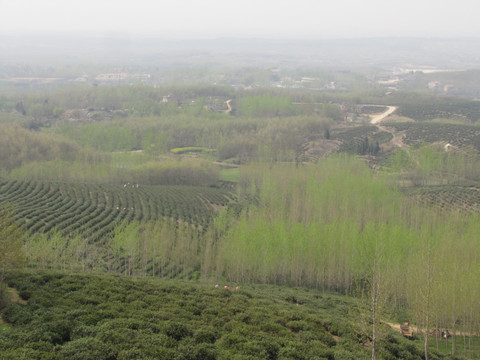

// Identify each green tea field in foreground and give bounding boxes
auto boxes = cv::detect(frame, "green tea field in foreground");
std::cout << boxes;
[0,270,436,360]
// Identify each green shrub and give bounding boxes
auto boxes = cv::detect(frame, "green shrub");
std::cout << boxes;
[23,340,55,353]
[18,289,32,301]
[260,321,285,334]
[285,320,309,333]
[278,341,331,360]
[175,342,218,360]
[164,322,193,341]
[333,348,357,360]
[0,347,57,360]
[1,303,33,325]
[117,346,173,360]
[31,319,73,344]
[58,337,116,360]
[70,324,98,340]
[254,336,280,360]
[194,327,219,344]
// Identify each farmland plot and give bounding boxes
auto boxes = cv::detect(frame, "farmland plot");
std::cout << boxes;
[0,180,235,240]
[405,185,480,214]
[388,122,480,151]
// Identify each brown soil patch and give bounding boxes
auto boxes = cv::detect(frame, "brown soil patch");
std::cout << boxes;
[304,139,341,159]
[5,287,26,304]
[1,286,27,311]
[370,106,398,124]
[385,322,474,337]
[385,321,420,333]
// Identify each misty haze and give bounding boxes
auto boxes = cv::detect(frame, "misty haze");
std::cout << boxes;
[1,1,480,359]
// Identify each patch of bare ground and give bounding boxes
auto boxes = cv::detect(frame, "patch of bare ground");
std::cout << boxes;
[213,161,239,168]
[225,99,232,113]
[370,106,398,124]
[3,287,26,305]
[385,321,475,338]
[377,124,407,149]
[304,139,341,161]
[385,321,418,339]
[385,321,401,331]
[368,106,409,150]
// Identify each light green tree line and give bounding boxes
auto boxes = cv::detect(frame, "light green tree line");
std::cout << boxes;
[386,144,480,185]
[218,158,480,359]
[8,157,220,186]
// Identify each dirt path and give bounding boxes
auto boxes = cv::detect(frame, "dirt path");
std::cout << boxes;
[370,106,397,124]
[369,106,406,148]
[225,99,232,114]
[5,287,26,304]
[214,161,239,168]
[385,321,418,334]
[385,322,476,337]
[377,123,406,148]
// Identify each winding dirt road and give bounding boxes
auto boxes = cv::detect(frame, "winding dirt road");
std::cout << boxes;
[370,106,397,124]
[370,106,405,148]
[225,99,232,113]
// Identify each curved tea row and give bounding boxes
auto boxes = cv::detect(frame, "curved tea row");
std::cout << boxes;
[0,179,234,241]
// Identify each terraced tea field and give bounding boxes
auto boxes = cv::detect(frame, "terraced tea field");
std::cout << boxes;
[397,100,480,122]
[0,179,235,240]
[387,122,480,151]
[405,185,480,214]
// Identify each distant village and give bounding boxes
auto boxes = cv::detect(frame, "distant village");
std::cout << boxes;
[1,66,461,95]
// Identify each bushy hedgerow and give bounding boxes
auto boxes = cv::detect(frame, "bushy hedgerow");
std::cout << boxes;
[1,302,34,325]
[57,337,116,360]
[377,334,425,360]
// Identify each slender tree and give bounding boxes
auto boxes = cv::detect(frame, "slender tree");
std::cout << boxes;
[0,206,25,299]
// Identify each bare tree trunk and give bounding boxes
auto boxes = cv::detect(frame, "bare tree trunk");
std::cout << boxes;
[424,256,431,360]
[468,305,473,360]
[370,253,382,360]
[451,326,456,357]
[424,325,429,360]
[463,312,467,359]
[152,248,155,277]
[372,289,377,360]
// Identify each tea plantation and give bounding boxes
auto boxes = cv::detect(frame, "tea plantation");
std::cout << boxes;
[0,270,430,360]
[0,179,235,240]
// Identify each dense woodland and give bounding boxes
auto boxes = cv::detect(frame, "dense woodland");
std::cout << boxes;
[2,81,480,359]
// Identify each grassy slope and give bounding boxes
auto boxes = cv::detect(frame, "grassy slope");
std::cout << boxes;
[0,270,433,360]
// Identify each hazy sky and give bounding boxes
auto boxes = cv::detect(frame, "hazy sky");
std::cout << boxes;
[1,0,479,39]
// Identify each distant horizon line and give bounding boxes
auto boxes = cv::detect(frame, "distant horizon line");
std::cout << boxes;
[2,31,480,41]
